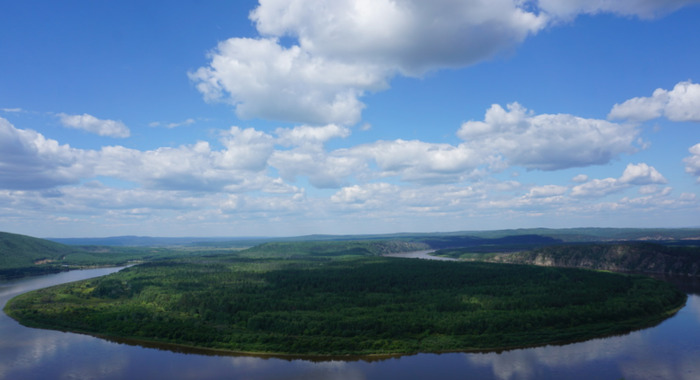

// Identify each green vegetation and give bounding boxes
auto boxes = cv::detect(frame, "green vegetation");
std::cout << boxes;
[5,252,685,356]
[479,243,700,277]
[239,240,429,258]
[0,231,230,280]
[3,230,695,356]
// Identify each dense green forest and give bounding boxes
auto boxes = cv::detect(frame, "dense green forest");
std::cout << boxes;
[239,240,429,258]
[5,253,685,356]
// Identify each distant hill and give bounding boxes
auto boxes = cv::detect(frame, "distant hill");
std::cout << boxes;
[46,228,700,248]
[46,235,259,247]
[0,231,83,279]
[0,231,208,280]
[0,231,78,269]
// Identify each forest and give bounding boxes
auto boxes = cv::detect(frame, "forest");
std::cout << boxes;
[437,242,700,277]
[5,249,686,356]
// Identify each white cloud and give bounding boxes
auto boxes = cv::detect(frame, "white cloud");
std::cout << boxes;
[349,139,482,184]
[189,37,387,125]
[250,0,547,76]
[609,81,700,122]
[275,124,350,147]
[571,178,620,198]
[458,103,641,170]
[150,118,196,128]
[539,0,700,20]
[96,127,277,192]
[217,126,275,171]
[331,183,399,205]
[190,0,547,125]
[57,113,130,138]
[271,148,365,188]
[190,1,700,126]
[572,174,589,183]
[528,185,568,198]
[572,163,667,197]
[684,143,700,181]
[619,162,667,185]
[0,117,93,189]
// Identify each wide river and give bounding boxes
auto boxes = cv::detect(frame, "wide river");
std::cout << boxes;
[1,265,699,380]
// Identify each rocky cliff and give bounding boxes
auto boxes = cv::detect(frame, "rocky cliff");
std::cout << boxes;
[490,243,700,277]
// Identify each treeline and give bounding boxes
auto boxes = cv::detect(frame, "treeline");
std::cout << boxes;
[239,240,429,258]
[5,255,685,356]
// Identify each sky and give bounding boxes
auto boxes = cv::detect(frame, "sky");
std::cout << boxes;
[1,0,700,238]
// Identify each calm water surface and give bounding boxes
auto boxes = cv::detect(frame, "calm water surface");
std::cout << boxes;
[2,267,699,380]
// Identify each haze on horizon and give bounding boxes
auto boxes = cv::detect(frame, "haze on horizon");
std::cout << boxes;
[1,0,699,238]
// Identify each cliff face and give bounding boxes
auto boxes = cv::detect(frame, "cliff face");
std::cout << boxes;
[490,243,700,277]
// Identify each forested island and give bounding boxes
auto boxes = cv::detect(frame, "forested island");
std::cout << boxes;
[5,237,688,356]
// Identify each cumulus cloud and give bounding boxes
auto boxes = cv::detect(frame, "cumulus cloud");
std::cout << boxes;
[572,163,667,197]
[275,124,350,147]
[250,0,547,75]
[269,124,359,188]
[271,148,364,188]
[189,37,387,125]
[0,117,92,189]
[190,0,548,125]
[268,102,645,187]
[458,103,640,170]
[0,118,284,193]
[97,127,277,192]
[57,113,130,138]
[349,139,481,184]
[190,1,700,126]
[609,81,700,122]
[684,143,700,181]
[619,162,667,185]
[572,174,589,183]
[331,183,399,205]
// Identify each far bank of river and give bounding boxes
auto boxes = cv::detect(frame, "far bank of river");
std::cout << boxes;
[383,249,456,260]
[2,266,700,379]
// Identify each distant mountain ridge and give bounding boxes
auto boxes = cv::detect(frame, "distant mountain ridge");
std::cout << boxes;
[4,228,700,280]
[46,227,700,247]
[47,235,255,247]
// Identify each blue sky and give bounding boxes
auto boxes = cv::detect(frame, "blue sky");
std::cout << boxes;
[1,0,699,238]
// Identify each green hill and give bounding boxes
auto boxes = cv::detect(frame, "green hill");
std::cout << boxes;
[0,231,79,269]
[0,231,202,280]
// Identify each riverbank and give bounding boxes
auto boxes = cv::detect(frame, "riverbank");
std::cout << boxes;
[4,256,686,357]
[2,266,699,380]
[383,250,456,261]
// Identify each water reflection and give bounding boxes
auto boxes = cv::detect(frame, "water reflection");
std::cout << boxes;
[466,295,700,380]
[1,269,699,380]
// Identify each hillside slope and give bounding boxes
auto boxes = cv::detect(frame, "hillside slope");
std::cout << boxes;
[0,231,79,269]
[489,243,700,277]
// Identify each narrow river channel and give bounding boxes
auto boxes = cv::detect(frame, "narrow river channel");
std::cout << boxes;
[2,266,699,380]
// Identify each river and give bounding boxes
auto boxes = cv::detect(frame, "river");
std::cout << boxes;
[1,267,699,380]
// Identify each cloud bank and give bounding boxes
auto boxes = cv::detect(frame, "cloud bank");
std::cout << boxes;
[191,0,700,126]
[609,81,700,122]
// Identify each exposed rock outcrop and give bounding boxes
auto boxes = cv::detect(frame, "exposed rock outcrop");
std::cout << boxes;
[489,243,700,277]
